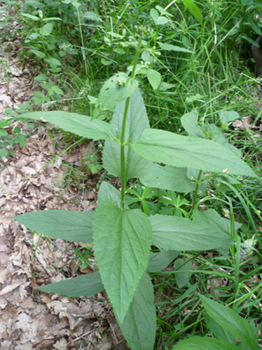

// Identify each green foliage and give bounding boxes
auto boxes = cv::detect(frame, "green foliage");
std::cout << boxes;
[31,76,64,105]
[19,0,89,72]
[13,0,262,135]
[171,336,240,350]
[14,66,258,348]
[125,184,159,216]
[0,105,34,158]
[132,128,255,177]
[200,295,259,349]
[0,118,13,157]
[21,110,113,140]
[182,0,203,25]
[149,212,232,251]
[147,250,179,273]
[174,258,193,288]
[71,244,92,271]
[171,295,260,349]
[39,271,104,297]
[83,152,103,174]
[15,210,94,243]
[93,199,152,323]
[120,273,156,350]
[9,1,262,348]
[227,0,262,45]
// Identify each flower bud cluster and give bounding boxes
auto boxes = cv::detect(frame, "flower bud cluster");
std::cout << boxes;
[133,25,154,38]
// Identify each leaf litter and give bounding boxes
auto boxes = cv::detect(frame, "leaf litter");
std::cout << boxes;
[0,7,128,350]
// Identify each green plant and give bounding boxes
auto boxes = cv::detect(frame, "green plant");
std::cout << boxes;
[0,0,21,37]
[226,0,262,46]
[13,34,259,349]
[0,118,13,157]
[31,74,64,106]
[72,245,92,272]
[19,0,101,73]
[171,294,260,350]
[125,184,160,216]
[0,105,34,158]
[83,151,103,175]
[8,0,262,347]
[20,9,63,73]
[58,163,86,192]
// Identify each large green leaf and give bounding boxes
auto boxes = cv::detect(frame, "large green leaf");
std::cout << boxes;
[174,258,193,288]
[218,110,240,125]
[132,129,256,177]
[97,181,129,209]
[193,209,241,256]
[19,111,113,141]
[158,42,192,53]
[146,68,162,90]
[30,49,45,58]
[182,0,203,25]
[200,295,259,350]
[0,129,8,137]
[147,250,179,273]
[38,271,104,297]
[93,200,152,323]
[97,181,121,207]
[103,89,151,181]
[150,8,168,25]
[193,209,242,234]
[205,124,241,157]
[0,149,8,157]
[120,273,156,350]
[149,214,232,251]
[41,22,53,36]
[14,210,94,243]
[181,109,205,138]
[171,336,240,350]
[204,313,236,344]
[139,164,195,193]
[0,118,13,128]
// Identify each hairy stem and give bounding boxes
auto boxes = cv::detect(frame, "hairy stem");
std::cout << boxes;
[120,39,142,208]
[191,170,203,211]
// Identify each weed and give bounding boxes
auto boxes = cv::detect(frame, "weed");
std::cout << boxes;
[4,0,262,348]
[0,105,34,158]
[14,36,260,350]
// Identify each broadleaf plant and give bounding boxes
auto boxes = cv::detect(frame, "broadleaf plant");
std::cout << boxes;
[171,295,259,350]
[14,38,258,349]
[93,199,152,323]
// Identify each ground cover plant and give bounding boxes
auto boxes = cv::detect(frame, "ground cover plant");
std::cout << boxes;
[2,0,262,348]
[0,107,33,158]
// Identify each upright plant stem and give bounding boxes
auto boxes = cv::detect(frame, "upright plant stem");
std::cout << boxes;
[191,170,203,211]
[120,97,131,208]
[120,38,142,208]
